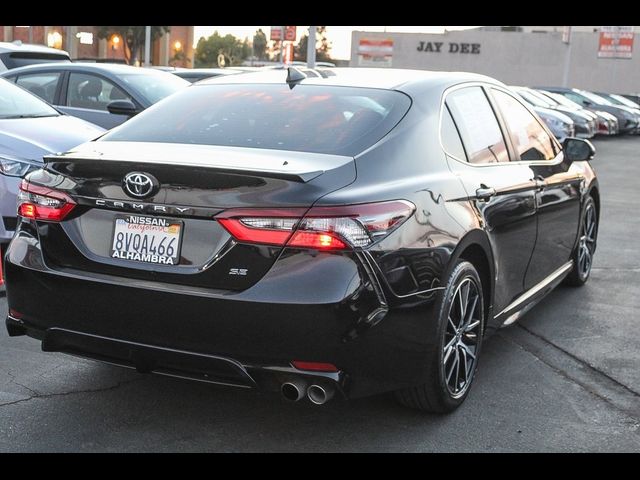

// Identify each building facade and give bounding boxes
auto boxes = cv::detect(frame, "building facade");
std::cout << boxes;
[350,27,639,93]
[1,26,194,67]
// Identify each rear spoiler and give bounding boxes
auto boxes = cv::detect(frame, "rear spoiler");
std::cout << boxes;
[43,155,324,183]
[43,142,354,184]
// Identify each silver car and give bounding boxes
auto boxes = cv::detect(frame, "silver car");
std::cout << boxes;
[0,41,70,71]
[0,78,103,244]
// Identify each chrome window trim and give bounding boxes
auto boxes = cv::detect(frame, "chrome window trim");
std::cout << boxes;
[438,81,565,168]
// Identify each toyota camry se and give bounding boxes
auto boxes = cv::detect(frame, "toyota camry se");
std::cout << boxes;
[5,68,599,412]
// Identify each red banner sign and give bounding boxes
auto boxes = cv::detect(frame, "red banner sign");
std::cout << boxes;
[598,26,634,59]
[270,26,282,41]
[357,38,394,67]
[284,26,297,42]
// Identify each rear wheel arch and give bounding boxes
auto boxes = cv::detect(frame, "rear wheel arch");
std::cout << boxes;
[589,185,600,221]
[446,231,495,327]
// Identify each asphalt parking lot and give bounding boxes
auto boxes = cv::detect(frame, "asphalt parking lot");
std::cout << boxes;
[0,136,638,452]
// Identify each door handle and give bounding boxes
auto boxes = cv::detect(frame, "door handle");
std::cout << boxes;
[534,176,547,191]
[475,185,496,201]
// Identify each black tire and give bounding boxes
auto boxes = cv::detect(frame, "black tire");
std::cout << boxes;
[394,260,485,413]
[565,195,597,287]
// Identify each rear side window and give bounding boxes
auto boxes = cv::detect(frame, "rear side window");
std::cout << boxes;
[491,89,556,161]
[15,72,62,104]
[445,86,510,165]
[101,84,411,156]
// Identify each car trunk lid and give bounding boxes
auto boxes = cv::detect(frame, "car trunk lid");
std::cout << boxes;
[35,142,356,291]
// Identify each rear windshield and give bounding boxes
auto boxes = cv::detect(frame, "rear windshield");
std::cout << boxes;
[100,84,411,156]
[1,52,70,69]
[0,77,59,118]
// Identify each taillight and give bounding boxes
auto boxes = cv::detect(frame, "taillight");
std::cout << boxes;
[17,180,76,222]
[216,200,415,250]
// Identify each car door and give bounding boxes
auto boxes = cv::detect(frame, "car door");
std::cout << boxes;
[489,87,582,289]
[59,72,134,129]
[442,85,538,319]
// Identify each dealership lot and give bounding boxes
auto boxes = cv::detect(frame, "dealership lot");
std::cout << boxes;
[0,136,638,452]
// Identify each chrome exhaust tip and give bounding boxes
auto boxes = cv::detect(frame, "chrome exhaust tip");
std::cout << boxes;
[281,381,306,402]
[307,384,334,405]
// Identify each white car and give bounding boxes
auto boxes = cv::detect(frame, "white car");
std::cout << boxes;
[0,41,70,72]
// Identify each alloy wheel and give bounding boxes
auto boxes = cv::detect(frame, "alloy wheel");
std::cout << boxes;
[442,277,482,398]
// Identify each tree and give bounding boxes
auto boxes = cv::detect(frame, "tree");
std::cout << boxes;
[97,26,170,65]
[194,31,251,67]
[169,49,190,67]
[267,40,282,61]
[252,29,267,61]
[294,26,333,63]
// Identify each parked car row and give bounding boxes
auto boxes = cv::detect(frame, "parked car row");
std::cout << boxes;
[510,85,640,140]
[537,87,640,136]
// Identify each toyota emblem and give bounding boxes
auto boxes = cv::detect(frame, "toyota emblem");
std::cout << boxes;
[123,172,158,198]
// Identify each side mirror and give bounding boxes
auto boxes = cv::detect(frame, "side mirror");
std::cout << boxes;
[107,100,139,117]
[563,137,596,162]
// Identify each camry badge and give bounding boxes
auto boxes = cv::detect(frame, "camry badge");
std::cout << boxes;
[123,172,158,199]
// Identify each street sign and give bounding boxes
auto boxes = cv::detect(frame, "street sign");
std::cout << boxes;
[284,26,297,41]
[598,26,634,59]
[270,26,283,41]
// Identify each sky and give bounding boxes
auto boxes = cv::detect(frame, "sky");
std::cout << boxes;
[193,26,481,60]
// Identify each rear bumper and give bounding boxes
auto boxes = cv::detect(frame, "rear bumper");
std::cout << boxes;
[5,230,442,399]
[5,318,346,396]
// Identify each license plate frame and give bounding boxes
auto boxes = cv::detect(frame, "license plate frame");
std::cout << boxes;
[110,214,184,266]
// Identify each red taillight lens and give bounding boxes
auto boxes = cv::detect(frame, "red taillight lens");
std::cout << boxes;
[291,361,339,372]
[17,180,76,222]
[288,231,347,250]
[216,200,415,250]
[216,208,307,247]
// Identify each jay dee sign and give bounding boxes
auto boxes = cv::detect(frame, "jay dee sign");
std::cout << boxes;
[417,41,481,54]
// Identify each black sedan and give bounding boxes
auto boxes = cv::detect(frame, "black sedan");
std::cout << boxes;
[0,63,188,129]
[5,68,599,412]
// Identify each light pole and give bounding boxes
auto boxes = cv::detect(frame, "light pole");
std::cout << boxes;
[307,26,316,68]
[561,26,572,87]
[144,26,151,67]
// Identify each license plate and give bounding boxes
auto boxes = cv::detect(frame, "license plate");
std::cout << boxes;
[111,214,183,265]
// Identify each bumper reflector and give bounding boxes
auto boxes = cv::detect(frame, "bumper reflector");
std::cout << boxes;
[292,361,339,372]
